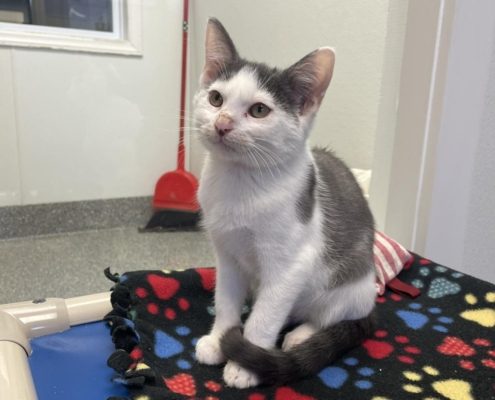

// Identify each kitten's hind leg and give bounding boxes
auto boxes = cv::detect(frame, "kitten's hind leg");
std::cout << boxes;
[282,323,317,351]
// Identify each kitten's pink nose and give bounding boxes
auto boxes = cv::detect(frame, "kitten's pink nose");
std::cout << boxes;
[215,114,234,137]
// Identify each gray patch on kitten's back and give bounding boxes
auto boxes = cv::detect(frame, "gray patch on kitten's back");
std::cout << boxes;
[312,147,375,287]
[296,163,316,224]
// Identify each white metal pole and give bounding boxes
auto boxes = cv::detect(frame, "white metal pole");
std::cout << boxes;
[0,341,38,400]
[0,292,112,400]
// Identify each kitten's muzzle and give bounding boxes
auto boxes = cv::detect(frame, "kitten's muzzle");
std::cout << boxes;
[215,114,234,137]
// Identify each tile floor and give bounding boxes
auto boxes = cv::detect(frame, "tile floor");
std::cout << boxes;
[0,228,215,304]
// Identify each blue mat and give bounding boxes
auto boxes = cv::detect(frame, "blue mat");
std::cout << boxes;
[29,321,128,400]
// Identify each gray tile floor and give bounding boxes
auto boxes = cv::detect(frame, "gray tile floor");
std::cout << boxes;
[0,228,215,304]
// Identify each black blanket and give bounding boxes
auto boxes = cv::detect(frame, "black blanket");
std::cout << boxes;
[105,255,495,400]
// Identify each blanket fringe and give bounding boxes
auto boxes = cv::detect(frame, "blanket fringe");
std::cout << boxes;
[104,270,156,399]
[104,267,121,282]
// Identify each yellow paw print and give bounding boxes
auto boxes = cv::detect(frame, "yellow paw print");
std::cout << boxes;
[402,365,474,400]
[461,292,495,328]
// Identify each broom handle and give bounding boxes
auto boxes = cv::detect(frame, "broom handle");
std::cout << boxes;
[178,0,189,171]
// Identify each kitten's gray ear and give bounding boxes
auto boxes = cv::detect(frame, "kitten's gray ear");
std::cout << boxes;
[287,47,335,115]
[201,18,239,86]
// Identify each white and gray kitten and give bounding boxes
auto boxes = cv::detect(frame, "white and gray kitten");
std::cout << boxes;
[194,18,376,389]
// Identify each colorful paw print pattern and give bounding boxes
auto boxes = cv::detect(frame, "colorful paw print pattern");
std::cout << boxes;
[318,356,376,390]
[106,255,495,400]
[362,329,421,364]
[437,336,495,371]
[411,261,464,299]
[401,365,476,400]
[461,292,495,328]
[396,302,454,332]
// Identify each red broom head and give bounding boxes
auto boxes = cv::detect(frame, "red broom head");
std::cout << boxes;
[152,169,199,212]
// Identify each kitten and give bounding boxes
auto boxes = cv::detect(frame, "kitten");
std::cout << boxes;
[194,18,376,389]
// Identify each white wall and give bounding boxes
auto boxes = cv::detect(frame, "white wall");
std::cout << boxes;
[0,1,408,208]
[0,48,20,206]
[189,0,408,177]
[424,0,495,283]
[0,1,183,206]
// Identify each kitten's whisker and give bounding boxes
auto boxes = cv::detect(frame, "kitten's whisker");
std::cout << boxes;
[251,142,283,180]
[250,143,283,178]
[256,136,297,155]
[161,127,201,134]
[250,146,275,180]
[246,149,264,181]
[177,115,198,123]
[262,148,284,177]
[253,142,284,164]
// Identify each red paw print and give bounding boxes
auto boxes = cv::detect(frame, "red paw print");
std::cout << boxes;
[437,336,495,371]
[134,272,191,320]
[362,329,421,364]
[164,373,196,397]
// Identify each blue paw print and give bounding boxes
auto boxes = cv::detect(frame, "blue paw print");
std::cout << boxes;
[319,357,375,390]
[154,325,195,370]
[396,303,453,332]
[412,266,463,299]
[155,330,184,358]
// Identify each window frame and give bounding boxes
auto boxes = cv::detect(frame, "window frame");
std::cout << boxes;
[0,0,142,56]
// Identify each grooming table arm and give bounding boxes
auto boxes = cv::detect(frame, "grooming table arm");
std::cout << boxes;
[0,292,111,400]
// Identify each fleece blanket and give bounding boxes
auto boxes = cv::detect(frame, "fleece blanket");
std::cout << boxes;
[105,255,495,400]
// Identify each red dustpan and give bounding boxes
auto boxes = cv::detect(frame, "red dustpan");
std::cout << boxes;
[144,0,200,231]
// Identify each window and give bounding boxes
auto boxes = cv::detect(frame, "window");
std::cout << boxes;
[0,0,142,55]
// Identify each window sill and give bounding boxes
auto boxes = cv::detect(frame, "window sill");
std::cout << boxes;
[0,1,142,56]
[0,29,141,56]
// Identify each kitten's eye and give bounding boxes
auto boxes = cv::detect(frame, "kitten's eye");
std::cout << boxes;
[249,103,271,118]
[208,90,223,107]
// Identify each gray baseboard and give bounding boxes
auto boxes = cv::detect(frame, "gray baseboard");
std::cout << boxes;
[0,196,153,239]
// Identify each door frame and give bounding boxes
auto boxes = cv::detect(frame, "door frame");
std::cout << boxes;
[369,0,455,254]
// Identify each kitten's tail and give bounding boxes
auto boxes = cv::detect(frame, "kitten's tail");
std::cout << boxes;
[220,313,375,385]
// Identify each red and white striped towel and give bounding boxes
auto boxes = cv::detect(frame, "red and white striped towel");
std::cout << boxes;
[374,231,413,295]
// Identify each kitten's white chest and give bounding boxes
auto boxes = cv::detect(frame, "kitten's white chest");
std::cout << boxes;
[198,154,313,280]
[217,227,258,269]
[199,161,279,231]
[198,160,290,276]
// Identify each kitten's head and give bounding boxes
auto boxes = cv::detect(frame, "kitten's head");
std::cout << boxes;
[195,18,335,166]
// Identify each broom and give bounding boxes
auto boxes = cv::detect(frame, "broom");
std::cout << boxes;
[143,0,200,231]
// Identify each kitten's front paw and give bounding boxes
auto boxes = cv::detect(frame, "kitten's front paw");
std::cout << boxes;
[195,334,226,365]
[223,361,260,388]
